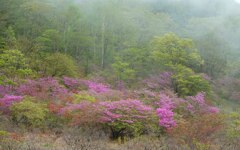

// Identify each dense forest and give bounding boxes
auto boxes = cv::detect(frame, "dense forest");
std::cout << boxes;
[0,0,240,149]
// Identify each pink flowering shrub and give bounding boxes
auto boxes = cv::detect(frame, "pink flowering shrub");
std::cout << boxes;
[188,92,205,105]
[157,94,176,110]
[186,92,219,114]
[99,100,153,123]
[63,77,79,87]
[60,100,153,124]
[63,77,82,91]
[156,94,176,128]
[0,86,12,97]
[83,80,110,93]
[156,108,176,128]
[16,77,68,100]
[0,95,23,113]
[207,106,220,113]
[60,99,154,138]
[143,72,173,91]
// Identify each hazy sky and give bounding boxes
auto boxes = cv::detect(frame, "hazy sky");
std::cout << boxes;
[235,0,240,4]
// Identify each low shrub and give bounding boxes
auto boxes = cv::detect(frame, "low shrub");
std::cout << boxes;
[10,97,49,128]
[168,114,224,149]
[60,99,155,141]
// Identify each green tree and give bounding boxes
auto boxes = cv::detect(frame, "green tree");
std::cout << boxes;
[151,33,210,96]
[195,33,228,77]
[0,26,18,49]
[42,52,78,77]
[172,65,210,96]
[36,29,62,52]
[116,48,151,77]
[0,49,32,85]
[151,33,203,71]
[111,57,136,84]
[15,0,53,38]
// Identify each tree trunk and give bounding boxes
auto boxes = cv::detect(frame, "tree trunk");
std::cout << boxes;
[101,15,105,69]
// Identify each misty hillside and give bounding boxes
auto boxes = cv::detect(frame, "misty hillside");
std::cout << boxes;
[0,0,240,150]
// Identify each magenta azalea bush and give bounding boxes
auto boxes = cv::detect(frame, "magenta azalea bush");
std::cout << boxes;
[59,99,154,138]
[186,92,219,114]
[156,108,176,128]
[0,95,23,113]
[16,77,68,100]
[60,99,153,124]
[99,100,153,123]
[157,94,176,110]
[63,77,81,90]
[0,86,13,97]
[84,80,110,93]
[143,72,173,91]
[156,94,176,128]
[155,92,220,129]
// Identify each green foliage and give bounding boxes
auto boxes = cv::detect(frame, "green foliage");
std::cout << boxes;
[0,49,32,85]
[111,57,136,83]
[0,130,9,139]
[110,121,144,139]
[73,92,96,103]
[151,33,203,70]
[116,48,151,77]
[193,139,210,150]
[150,33,209,96]
[195,33,228,77]
[227,112,240,139]
[42,52,78,77]
[1,26,18,49]
[45,113,66,130]
[10,97,49,128]
[37,29,62,52]
[172,65,211,96]
[0,130,9,145]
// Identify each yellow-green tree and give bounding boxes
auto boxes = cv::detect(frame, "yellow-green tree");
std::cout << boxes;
[0,49,32,85]
[42,52,78,77]
[151,33,210,96]
[151,33,203,70]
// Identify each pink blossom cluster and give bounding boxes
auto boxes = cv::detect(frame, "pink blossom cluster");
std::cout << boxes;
[144,72,173,90]
[207,106,220,113]
[156,108,176,128]
[0,86,12,96]
[59,99,153,125]
[156,94,176,128]
[99,100,153,122]
[84,81,110,93]
[157,94,176,110]
[186,92,219,114]
[0,95,23,113]
[0,95,23,107]
[0,85,15,97]
[189,92,205,105]
[63,77,80,90]
[16,77,68,100]
[59,101,92,114]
